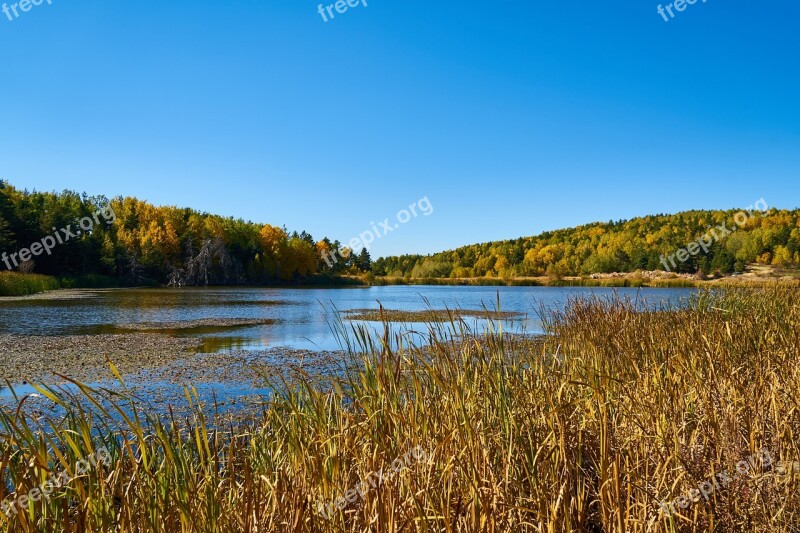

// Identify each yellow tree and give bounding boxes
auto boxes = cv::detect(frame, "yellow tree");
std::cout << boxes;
[316,240,334,270]
[259,225,288,278]
[772,246,792,267]
[494,255,510,278]
[281,238,317,280]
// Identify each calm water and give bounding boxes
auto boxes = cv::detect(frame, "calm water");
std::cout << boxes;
[0,286,694,413]
[0,286,695,351]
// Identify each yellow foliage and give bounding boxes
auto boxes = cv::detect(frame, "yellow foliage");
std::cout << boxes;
[259,225,288,257]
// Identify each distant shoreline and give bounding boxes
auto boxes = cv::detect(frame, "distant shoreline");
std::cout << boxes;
[3,267,798,298]
[361,265,800,288]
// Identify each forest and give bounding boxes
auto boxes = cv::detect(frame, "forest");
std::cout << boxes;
[0,181,370,286]
[2,181,799,286]
[374,206,800,278]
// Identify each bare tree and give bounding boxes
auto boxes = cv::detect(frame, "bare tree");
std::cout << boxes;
[167,265,185,287]
[184,238,233,286]
[120,252,144,285]
[18,260,35,274]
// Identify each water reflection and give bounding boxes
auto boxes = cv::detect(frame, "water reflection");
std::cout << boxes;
[0,285,694,352]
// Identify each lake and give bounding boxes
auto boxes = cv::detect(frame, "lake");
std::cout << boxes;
[0,285,694,414]
[0,285,695,352]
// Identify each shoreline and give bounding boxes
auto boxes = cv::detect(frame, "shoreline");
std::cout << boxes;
[347,270,800,288]
[3,262,799,299]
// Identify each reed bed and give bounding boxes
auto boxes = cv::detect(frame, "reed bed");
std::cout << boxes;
[0,273,122,296]
[0,272,60,297]
[1,285,799,532]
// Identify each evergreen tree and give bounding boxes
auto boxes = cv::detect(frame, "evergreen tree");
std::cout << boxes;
[357,247,372,272]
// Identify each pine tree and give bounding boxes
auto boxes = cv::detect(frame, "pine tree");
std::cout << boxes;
[357,247,372,272]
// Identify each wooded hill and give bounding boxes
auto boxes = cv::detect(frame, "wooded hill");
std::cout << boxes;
[2,181,798,285]
[0,181,369,285]
[373,206,800,278]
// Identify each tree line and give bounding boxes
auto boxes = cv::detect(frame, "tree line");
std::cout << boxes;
[0,181,371,285]
[3,181,798,285]
[373,208,800,278]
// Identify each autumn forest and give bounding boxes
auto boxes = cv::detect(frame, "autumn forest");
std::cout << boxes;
[1,181,798,287]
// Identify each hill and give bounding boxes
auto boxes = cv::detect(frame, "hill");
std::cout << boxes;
[374,201,800,279]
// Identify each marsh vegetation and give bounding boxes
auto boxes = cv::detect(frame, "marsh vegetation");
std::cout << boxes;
[1,284,798,531]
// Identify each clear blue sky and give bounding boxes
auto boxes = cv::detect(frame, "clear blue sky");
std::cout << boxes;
[1,0,798,257]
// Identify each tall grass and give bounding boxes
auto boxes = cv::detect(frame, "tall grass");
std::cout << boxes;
[1,285,799,531]
[0,272,60,296]
[0,273,127,296]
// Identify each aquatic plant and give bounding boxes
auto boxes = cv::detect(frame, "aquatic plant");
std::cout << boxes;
[1,284,799,531]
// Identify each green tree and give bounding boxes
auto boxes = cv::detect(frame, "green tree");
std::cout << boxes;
[357,247,372,272]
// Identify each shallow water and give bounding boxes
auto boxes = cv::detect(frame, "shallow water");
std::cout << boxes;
[0,285,694,352]
[0,380,273,422]
[0,285,694,415]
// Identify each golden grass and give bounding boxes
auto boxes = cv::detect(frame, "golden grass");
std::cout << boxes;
[1,285,799,531]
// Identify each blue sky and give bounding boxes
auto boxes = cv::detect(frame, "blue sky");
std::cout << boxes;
[1,0,798,257]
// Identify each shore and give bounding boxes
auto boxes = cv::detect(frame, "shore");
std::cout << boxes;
[366,264,800,287]
[3,265,799,299]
